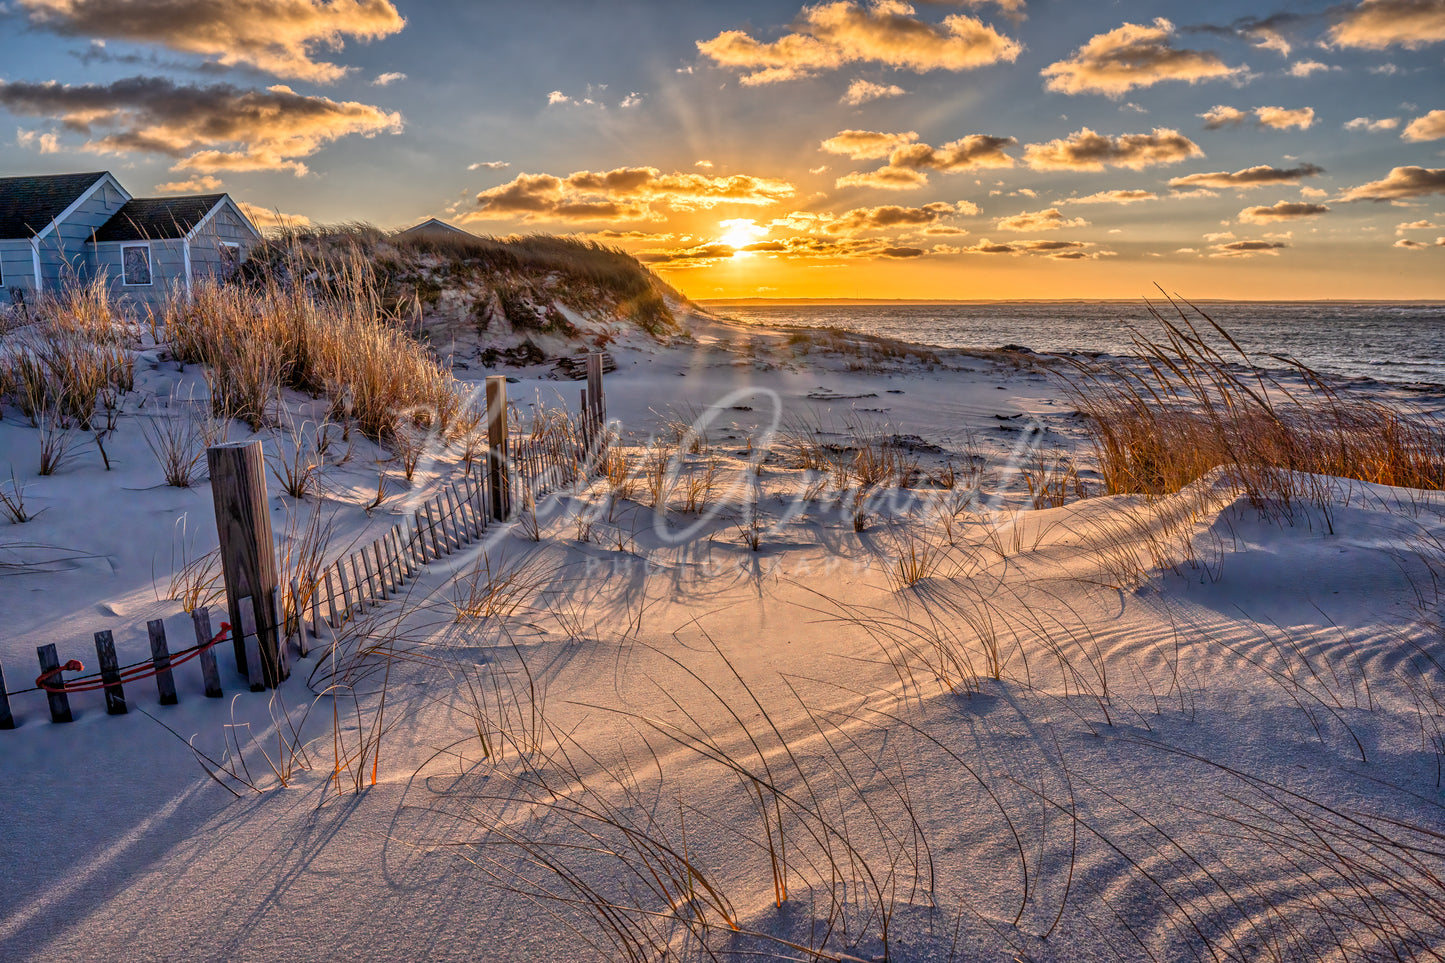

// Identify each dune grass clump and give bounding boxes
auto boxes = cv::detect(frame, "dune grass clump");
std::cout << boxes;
[1,276,136,430]
[165,248,458,439]
[1062,296,1445,511]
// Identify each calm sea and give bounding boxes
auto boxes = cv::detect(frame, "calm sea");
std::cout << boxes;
[705,301,1445,388]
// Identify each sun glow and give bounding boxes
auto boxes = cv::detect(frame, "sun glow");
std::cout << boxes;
[717,218,768,256]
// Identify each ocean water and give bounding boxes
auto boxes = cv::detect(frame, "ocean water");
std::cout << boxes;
[706,301,1445,388]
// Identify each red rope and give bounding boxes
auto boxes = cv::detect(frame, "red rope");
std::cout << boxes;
[29,623,231,695]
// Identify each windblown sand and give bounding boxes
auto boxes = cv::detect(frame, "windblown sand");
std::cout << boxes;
[2,314,1442,962]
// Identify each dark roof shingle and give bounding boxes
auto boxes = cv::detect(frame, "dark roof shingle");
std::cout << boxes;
[0,172,110,238]
[91,195,227,243]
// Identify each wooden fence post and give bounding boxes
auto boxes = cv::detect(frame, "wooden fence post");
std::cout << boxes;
[192,607,223,698]
[208,440,286,688]
[587,352,604,425]
[147,619,178,706]
[37,644,72,724]
[0,660,14,729]
[237,596,266,692]
[325,568,341,630]
[269,587,289,679]
[94,630,127,714]
[487,375,509,520]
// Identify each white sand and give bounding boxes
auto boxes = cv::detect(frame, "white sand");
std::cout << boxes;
[1,312,1443,962]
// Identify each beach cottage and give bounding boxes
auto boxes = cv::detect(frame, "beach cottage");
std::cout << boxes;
[0,171,262,313]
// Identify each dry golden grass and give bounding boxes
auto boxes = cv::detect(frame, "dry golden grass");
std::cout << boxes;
[165,245,458,440]
[2,276,135,430]
[1061,297,1445,513]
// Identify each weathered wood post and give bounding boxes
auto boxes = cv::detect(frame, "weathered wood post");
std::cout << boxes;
[587,351,605,424]
[192,607,223,698]
[94,630,127,714]
[486,375,509,520]
[147,619,178,706]
[208,440,286,687]
[37,644,72,724]
[0,660,14,729]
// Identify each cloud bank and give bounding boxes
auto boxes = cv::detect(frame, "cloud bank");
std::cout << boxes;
[470,167,796,223]
[697,1,1020,85]
[17,0,405,82]
[1042,18,1246,97]
[0,75,401,174]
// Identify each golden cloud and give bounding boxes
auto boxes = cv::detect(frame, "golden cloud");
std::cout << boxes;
[643,233,934,264]
[842,79,907,105]
[1200,105,1250,128]
[837,133,1016,189]
[17,0,404,82]
[938,237,1106,258]
[1024,127,1202,171]
[1210,239,1289,257]
[1238,200,1331,223]
[1042,18,1246,97]
[697,1,1020,85]
[994,207,1088,231]
[0,76,402,175]
[835,167,931,190]
[468,167,797,223]
[1394,237,1445,248]
[821,129,920,159]
[1338,165,1445,201]
[1255,106,1315,129]
[1168,163,1325,189]
[824,200,975,233]
[237,201,311,229]
[1067,188,1158,204]
[155,174,221,192]
[1403,109,1445,141]
[888,135,1018,170]
[1328,0,1445,50]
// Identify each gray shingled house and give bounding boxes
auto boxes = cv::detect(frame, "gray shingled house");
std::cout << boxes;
[0,171,262,313]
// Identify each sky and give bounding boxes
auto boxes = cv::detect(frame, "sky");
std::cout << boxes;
[1,0,1443,301]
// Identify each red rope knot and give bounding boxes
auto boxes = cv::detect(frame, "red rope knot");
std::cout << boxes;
[36,660,84,691]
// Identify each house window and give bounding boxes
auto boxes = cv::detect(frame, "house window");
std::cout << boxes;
[121,244,152,286]
[218,242,241,281]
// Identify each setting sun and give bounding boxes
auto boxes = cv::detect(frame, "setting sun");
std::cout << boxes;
[717,218,768,256]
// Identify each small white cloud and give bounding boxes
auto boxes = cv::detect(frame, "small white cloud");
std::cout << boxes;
[695,159,714,169]
[1122,102,1148,113]
[620,91,644,108]
[372,72,406,86]
[1203,230,1236,241]
[1345,116,1400,131]
[16,128,60,153]
[1300,186,1328,198]
[547,90,572,106]
[1287,60,1335,78]
[676,65,694,74]
[809,165,828,174]
[468,160,509,170]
